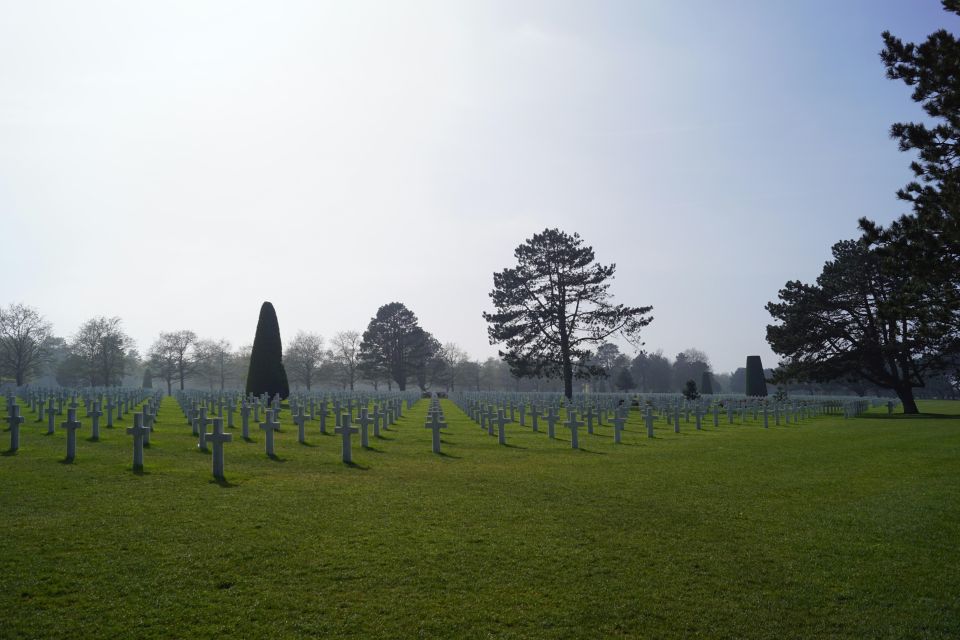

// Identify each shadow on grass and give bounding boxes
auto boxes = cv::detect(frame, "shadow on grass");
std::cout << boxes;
[344,461,370,470]
[363,446,384,453]
[267,454,286,463]
[210,477,239,488]
[375,435,395,441]
[85,437,100,443]
[243,437,255,443]
[575,448,606,455]
[865,412,960,420]
[501,443,527,449]
[2,449,17,456]
[299,441,318,448]
[132,468,150,476]
[58,458,74,465]
[436,451,461,459]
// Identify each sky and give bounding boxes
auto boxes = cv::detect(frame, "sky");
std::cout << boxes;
[0,0,953,374]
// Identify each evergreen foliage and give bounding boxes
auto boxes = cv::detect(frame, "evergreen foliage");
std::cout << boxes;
[245,301,290,400]
[484,228,653,399]
[745,356,768,397]
[682,379,699,400]
[701,371,714,395]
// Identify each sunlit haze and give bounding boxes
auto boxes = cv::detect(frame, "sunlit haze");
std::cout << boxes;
[0,0,948,372]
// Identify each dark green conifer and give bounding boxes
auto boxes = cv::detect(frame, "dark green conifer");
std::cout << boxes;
[246,302,290,400]
[745,355,767,397]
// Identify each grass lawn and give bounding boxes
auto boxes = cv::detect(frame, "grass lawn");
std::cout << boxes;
[1,397,958,639]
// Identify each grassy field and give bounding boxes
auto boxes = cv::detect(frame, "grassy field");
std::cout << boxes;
[1,397,958,639]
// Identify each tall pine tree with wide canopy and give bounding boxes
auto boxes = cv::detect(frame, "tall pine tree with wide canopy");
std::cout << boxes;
[484,228,652,399]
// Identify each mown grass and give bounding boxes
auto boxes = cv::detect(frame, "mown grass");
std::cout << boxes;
[0,397,958,639]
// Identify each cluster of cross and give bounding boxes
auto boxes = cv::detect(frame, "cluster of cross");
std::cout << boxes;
[2,385,897,481]
[3,389,161,463]
[451,395,633,449]
[174,390,418,473]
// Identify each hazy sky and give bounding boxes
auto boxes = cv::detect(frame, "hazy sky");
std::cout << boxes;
[0,1,951,373]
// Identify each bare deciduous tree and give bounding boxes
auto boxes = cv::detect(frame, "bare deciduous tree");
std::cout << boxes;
[72,316,132,386]
[0,303,53,385]
[284,332,325,391]
[330,330,361,391]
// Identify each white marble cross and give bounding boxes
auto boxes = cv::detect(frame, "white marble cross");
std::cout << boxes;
[493,409,509,445]
[545,407,558,439]
[126,412,149,471]
[424,411,447,454]
[335,413,358,464]
[293,407,308,444]
[207,417,233,480]
[565,410,583,449]
[612,411,627,444]
[195,407,212,452]
[7,403,24,452]
[90,401,103,440]
[259,409,281,457]
[61,408,82,462]
[355,408,372,448]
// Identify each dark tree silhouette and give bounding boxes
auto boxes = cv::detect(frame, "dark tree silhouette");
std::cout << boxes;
[483,228,653,399]
[246,302,290,400]
[700,371,714,395]
[359,302,436,391]
[745,356,768,397]
[859,1,960,375]
[766,240,956,413]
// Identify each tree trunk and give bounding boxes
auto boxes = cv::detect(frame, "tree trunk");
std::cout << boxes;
[895,384,919,414]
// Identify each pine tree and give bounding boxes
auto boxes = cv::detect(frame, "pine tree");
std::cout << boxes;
[483,229,653,399]
[246,302,290,400]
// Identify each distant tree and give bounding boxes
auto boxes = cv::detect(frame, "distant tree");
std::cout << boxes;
[330,331,361,391]
[631,350,673,392]
[193,339,232,390]
[728,367,747,394]
[142,368,153,389]
[0,303,53,385]
[440,343,469,391]
[148,330,197,391]
[413,334,444,392]
[701,370,714,395]
[148,338,177,395]
[284,332,325,391]
[458,359,482,391]
[614,366,635,392]
[682,379,700,401]
[672,349,711,392]
[359,302,433,391]
[71,316,132,386]
[484,229,653,399]
[246,302,290,400]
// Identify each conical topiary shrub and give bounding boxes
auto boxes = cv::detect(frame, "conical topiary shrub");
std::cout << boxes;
[745,355,767,397]
[246,301,290,400]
